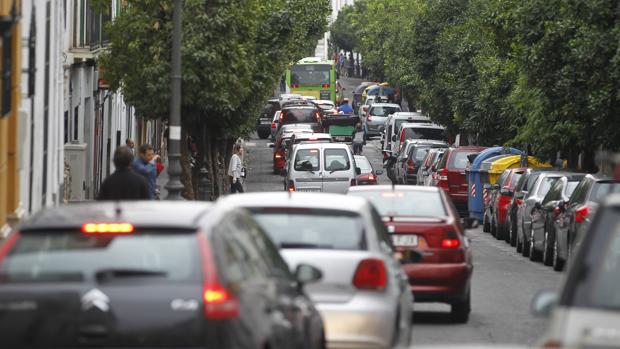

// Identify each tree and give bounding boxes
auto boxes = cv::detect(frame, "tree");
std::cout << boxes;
[99,0,330,198]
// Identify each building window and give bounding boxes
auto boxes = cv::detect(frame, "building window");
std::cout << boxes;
[1,28,12,117]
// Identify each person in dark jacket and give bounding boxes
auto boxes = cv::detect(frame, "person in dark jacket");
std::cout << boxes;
[97,146,150,200]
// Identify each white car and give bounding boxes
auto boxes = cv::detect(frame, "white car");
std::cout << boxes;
[218,193,416,349]
[364,103,401,137]
[382,112,431,156]
[283,143,360,194]
[393,122,446,156]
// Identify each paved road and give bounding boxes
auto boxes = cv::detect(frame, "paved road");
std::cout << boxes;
[242,78,561,347]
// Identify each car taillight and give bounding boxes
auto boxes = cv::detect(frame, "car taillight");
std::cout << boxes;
[274,151,283,159]
[0,232,20,266]
[322,83,330,88]
[288,180,295,192]
[400,130,405,143]
[368,174,375,181]
[575,205,590,223]
[197,233,239,320]
[352,258,387,290]
[350,178,357,186]
[437,168,448,182]
[540,340,562,348]
[441,231,460,248]
[516,198,523,206]
[291,84,299,88]
[82,223,134,234]
[271,122,277,129]
[406,159,416,174]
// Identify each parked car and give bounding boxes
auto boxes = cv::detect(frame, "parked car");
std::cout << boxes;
[529,173,585,264]
[363,103,401,137]
[532,193,620,349]
[516,171,566,257]
[352,82,375,112]
[279,102,323,133]
[489,167,527,240]
[257,98,279,139]
[425,149,447,187]
[218,193,415,349]
[432,147,487,216]
[506,169,547,247]
[283,143,360,193]
[417,148,445,186]
[381,112,431,156]
[0,201,325,349]
[270,110,282,141]
[553,175,620,271]
[358,95,378,120]
[387,139,416,184]
[270,124,314,174]
[394,123,446,155]
[355,155,383,185]
[348,185,473,323]
[395,140,448,185]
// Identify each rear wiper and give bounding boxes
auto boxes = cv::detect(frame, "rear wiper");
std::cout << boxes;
[95,268,168,281]
[280,242,332,249]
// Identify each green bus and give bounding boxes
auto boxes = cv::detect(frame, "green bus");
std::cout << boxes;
[285,57,337,102]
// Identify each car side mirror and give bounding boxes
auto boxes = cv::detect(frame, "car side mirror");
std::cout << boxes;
[492,183,500,191]
[393,249,423,264]
[531,289,558,318]
[294,263,323,285]
[376,169,384,175]
[355,167,362,175]
[269,143,275,148]
[280,168,288,177]
[391,135,397,142]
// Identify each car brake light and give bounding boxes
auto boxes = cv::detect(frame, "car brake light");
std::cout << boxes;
[291,84,299,88]
[352,258,387,290]
[540,340,562,348]
[322,84,330,88]
[437,168,448,182]
[406,159,416,174]
[350,178,357,186]
[82,223,134,234]
[400,130,405,143]
[197,233,239,320]
[274,150,283,159]
[288,180,295,192]
[271,122,277,129]
[368,174,375,181]
[575,205,590,223]
[441,231,460,248]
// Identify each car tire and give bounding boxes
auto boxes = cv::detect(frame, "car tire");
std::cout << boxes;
[529,226,541,262]
[509,219,517,247]
[257,130,270,139]
[521,225,530,257]
[542,229,554,266]
[490,214,497,237]
[516,229,523,253]
[552,238,564,272]
[483,212,490,233]
[451,290,471,324]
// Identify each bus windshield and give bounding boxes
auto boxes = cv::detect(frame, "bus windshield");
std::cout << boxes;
[291,64,331,86]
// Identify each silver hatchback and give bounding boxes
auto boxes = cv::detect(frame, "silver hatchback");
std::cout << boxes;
[218,192,415,349]
[283,143,360,194]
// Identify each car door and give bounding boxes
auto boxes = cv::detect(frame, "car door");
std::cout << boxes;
[292,147,323,192]
[322,147,354,194]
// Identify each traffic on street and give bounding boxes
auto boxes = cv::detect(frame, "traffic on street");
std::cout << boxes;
[2,0,620,348]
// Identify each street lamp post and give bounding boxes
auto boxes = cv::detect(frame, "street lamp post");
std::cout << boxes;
[165,0,184,200]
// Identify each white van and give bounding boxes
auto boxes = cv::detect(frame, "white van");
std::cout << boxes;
[283,143,360,194]
[382,112,431,155]
[392,122,446,155]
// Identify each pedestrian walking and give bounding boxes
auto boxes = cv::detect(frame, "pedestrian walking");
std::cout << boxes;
[132,144,158,199]
[97,146,150,201]
[352,123,365,155]
[228,144,244,194]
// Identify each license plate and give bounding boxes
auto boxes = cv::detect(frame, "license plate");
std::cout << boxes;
[260,120,271,124]
[297,188,321,192]
[392,235,418,247]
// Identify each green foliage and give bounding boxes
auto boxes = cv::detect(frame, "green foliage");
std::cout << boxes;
[330,0,620,165]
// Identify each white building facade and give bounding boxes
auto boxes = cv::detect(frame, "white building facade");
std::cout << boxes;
[315,0,356,60]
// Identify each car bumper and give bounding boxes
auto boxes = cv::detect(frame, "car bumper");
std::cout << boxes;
[403,263,472,302]
[317,296,397,349]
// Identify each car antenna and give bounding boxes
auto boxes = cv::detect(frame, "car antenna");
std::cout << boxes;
[115,201,123,218]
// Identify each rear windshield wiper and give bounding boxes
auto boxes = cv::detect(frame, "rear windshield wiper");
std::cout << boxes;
[95,268,168,282]
[280,242,332,249]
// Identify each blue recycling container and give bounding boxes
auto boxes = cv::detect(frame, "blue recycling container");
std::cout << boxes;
[467,147,523,221]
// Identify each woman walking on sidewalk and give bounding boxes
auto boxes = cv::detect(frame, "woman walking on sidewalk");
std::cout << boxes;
[228,144,244,193]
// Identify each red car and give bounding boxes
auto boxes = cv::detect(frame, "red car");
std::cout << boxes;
[490,168,527,240]
[348,185,473,323]
[270,124,313,174]
[433,147,487,216]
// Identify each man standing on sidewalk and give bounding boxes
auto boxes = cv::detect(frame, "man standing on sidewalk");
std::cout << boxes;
[98,146,150,200]
[228,144,244,194]
[132,144,158,199]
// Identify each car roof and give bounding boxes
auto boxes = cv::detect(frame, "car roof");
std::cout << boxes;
[295,133,331,139]
[294,142,350,150]
[406,139,448,146]
[391,112,429,119]
[18,201,213,231]
[314,100,334,104]
[400,122,445,129]
[281,123,313,130]
[370,103,400,108]
[349,185,441,193]
[219,192,368,212]
[603,193,620,207]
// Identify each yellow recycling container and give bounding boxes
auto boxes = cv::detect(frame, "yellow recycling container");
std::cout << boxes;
[488,155,552,184]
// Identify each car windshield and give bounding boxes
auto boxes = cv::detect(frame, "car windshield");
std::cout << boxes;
[291,64,331,86]
[403,127,445,142]
[350,191,447,217]
[282,109,318,124]
[294,149,320,171]
[591,182,620,203]
[324,148,351,172]
[251,210,366,250]
[450,151,478,169]
[0,232,200,283]
[370,106,400,117]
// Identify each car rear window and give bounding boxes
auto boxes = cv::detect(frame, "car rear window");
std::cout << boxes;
[350,191,447,217]
[0,231,201,283]
[251,210,366,250]
[403,127,445,142]
[591,182,620,203]
[370,106,400,117]
[565,180,581,197]
[450,151,479,169]
[411,146,431,161]
[282,108,318,124]
[537,176,561,196]
[324,148,351,172]
[294,149,320,171]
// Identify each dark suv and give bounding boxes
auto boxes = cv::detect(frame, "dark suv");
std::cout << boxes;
[0,202,325,348]
[279,103,323,133]
[257,98,279,139]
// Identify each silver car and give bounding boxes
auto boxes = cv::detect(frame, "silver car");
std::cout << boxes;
[364,103,401,137]
[532,193,620,348]
[283,143,360,193]
[218,192,415,349]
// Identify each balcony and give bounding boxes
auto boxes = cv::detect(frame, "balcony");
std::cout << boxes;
[69,0,111,59]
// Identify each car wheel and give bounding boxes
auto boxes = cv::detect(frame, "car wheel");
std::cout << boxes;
[510,219,518,246]
[483,211,490,232]
[257,130,270,139]
[451,290,471,324]
[516,229,523,253]
[490,214,497,237]
[529,226,541,262]
[521,225,530,257]
[552,237,564,272]
[542,229,554,266]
